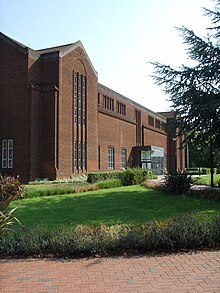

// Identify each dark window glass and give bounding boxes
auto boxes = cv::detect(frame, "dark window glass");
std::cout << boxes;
[108,147,114,169]
[121,149,126,169]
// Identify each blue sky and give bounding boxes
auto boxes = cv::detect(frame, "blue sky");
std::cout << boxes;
[0,0,215,112]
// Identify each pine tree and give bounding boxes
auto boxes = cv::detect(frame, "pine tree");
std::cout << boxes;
[150,0,220,186]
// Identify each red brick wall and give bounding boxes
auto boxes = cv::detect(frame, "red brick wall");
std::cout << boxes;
[143,128,167,152]
[0,34,185,181]
[98,112,136,170]
[97,84,168,171]
[28,52,59,180]
[0,36,31,181]
[56,45,98,179]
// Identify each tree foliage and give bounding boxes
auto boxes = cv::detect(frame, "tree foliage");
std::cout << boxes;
[150,0,220,148]
[188,144,220,168]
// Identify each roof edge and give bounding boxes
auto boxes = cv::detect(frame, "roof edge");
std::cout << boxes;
[98,83,166,120]
[60,40,98,77]
[0,32,28,53]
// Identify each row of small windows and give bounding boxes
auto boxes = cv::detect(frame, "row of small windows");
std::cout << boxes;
[148,116,165,130]
[98,94,164,129]
[107,147,127,170]
[104,95,114,111]
[117,101,126,116]
[99,94,126,116]
[98,93,164,129]
[2,139,13,168]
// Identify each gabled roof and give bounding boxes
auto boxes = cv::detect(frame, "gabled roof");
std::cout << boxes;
[36,43,75,54]
[37,40,97,76]
[0,32,97,76]
[0,32,28,51]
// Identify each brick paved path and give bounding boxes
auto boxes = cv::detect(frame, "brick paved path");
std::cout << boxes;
[1,251,220,292]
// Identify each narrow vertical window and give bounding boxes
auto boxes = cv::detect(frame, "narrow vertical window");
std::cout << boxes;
[78,75,82,126]
[78,142,82,169]
[110,98,114,111]
[74,73,78,124]
[2,140,7,168]
[121,149,126,169]
[108,147,114,169]
[82,76,86,126]
[155,119,161,129]
[8,140,13,168]
[104,96,114,111]
[2,139,13,168]
[74,141,77,169]
[73,72,87,172]
[116,101,126,115]
[82,142,86,169]
[98,93,100,107]
[98,146,101,169]
[148,115,154,126]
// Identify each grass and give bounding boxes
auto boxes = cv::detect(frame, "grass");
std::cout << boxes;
[193,174,220,186]
[25,182,86,192]
[10,185,220,229]
[24,182,90,198]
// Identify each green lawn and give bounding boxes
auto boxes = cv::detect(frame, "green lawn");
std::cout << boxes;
[25,182,86,192]
[25,183,71,191]
[10,185,220,229]
[193,174,220,186]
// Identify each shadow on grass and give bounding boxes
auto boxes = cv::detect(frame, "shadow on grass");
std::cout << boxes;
[10,186,220,229]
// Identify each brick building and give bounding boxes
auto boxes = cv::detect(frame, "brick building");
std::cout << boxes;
[0,33,185,182]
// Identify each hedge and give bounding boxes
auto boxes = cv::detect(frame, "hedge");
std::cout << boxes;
[87,168,153,185]
[0,213,219,258]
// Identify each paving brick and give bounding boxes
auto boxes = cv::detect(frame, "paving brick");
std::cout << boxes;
[1,250,220,292]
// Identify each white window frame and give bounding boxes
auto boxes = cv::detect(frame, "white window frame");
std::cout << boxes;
[2,139,13,168]
[121,149,127,169]
[108,147,114,169]
[2,140,7,168]
[78,142,82,169]
[74,141,77,169]
[83,142,86,169]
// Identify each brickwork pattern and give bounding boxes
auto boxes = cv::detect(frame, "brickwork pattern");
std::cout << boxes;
[1,251,219,292]
[0,33,185,182]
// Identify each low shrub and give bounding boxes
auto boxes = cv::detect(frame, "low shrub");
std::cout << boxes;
[0,175,23,234]
[0,212,219,257]
[24,187,75,198]
[96,179,123,190]
[29,175,88,185]
[119,168,153,186]
[74,184,98,193]
[52,175,88,184]
[87,171,121,183]
[141,180,159,189]
[157,171,193,195]
[25,180,123,198]
[188,187,220,201]
[87,169,153,185]
[0,175,24,210]
[24,169,153,199]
